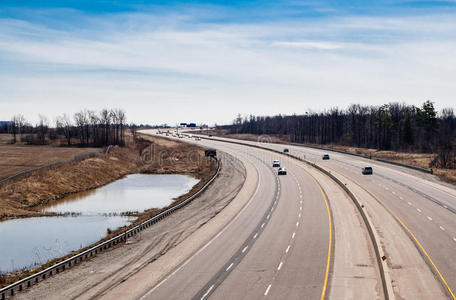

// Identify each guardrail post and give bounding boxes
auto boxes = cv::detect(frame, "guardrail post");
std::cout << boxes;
[1,292,5,300]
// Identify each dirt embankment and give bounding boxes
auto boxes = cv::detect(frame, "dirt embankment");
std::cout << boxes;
[201,129,456,185]
[11,151,245,300]
[0,134,216,221]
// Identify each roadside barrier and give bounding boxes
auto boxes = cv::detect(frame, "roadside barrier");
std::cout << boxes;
[291,143,433,174]
[201,136,390,300]
[0,157,220,300]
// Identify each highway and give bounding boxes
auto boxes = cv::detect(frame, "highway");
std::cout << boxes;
[139,140,332,299]
[96,130,454,300]
[197,134,455,299]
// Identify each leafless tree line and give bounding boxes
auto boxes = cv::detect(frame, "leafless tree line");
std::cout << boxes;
[2,109,128,147]
[228,101,456,168]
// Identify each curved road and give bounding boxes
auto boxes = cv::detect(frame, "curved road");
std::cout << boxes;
[200,135,456,299]
[139,139,332,299]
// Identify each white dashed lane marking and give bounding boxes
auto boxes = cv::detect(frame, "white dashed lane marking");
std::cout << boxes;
[427,216,433,221]
[226,263,234,272]
[264,284,272,296]
[277,262,283,270]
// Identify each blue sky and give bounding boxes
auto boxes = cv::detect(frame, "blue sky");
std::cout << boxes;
[1,1,456,125]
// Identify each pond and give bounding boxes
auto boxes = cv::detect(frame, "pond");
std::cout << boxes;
[0,174,199,273]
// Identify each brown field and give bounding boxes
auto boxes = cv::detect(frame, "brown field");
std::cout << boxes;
[204,130,456,185]
[0,134,100,180]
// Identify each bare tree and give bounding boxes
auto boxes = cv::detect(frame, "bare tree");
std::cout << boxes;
[37,114,49,145]
[56,114,73,146]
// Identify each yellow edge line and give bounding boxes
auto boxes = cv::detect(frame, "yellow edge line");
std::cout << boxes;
[298,166,332,300]
[334,169,455,300]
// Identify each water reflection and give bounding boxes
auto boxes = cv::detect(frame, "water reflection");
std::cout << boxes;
[42,174,199,214]
[0,174,199,273]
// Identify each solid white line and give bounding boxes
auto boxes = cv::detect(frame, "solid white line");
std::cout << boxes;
[264,284,272,296]
[285,245,290,253]
[201,285,214,300]
[226,263,234,272]
[242,246,249,253]
[277,262,283,270]
[440,226,445,231]
[292,232,296,239]
[427,216,433,221]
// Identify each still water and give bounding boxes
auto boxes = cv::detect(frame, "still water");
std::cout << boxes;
[0,174,199,273]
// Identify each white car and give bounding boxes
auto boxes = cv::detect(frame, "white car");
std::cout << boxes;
[272,160,280,167]
[278,167,287,175]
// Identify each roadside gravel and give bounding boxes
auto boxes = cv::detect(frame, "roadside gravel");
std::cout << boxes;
[14,151,246,300]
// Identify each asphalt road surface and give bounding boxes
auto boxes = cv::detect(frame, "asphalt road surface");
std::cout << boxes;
[97,130,453,300]
[197,134,456,299]
[139,139,332,300]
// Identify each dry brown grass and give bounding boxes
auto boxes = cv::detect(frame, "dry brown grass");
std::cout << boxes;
[0,134,216,285]
[0,134,216,221]
[0,134,100,180]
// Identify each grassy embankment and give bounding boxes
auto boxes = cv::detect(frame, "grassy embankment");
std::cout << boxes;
[0,133,215,221]
[199,129,456,185]
[0,133,216,285]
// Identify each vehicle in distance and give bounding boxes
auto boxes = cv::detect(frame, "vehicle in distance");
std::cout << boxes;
[272,160,280,167]
[283,148,289,153]
[195,137,201,141]
[278,167,287,175]
[322,154,330,160]
[205,148,217,158]
[362,167,373,175]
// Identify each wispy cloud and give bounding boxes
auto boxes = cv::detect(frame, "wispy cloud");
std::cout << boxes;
[0,3,456,124]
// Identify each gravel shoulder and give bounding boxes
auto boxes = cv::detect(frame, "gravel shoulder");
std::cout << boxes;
[14,151,247,300]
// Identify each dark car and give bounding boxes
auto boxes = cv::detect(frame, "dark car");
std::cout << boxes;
[362,167,373,175]
[283,148,289,153]
[205,148,217,158]
[278,167,287,175]
[322,154,330,160]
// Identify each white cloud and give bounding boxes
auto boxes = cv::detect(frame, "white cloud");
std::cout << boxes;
[0,11,456,124]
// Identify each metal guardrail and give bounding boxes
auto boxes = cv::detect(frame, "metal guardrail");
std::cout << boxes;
[200,136,390,300]
[290,143,433,174]
[0,158,220,300]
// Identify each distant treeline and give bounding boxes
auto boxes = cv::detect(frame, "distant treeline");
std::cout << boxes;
[227,101,456,168]
[1,109,129,147]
